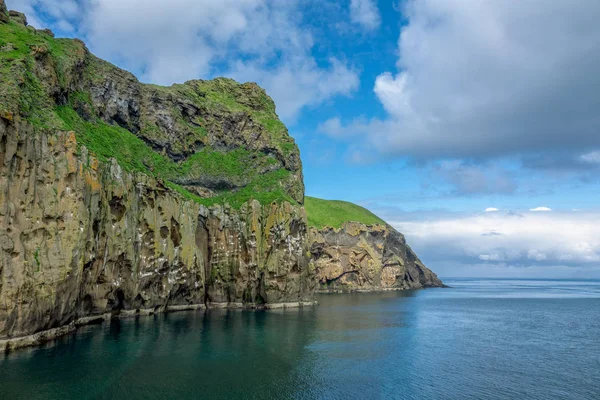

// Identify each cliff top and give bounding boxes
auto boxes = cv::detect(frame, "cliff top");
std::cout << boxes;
[0,3,303,208]
[304,197,386,229]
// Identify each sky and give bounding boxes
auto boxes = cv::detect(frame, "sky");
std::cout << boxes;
[8,0,600,278]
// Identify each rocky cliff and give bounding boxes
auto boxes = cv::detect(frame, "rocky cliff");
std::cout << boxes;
[305,197,443,292]
[309,223,443,292]
[0,3,442,348]
[0,3,314,345]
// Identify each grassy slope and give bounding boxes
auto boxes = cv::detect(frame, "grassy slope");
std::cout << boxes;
[304,196,386,229]
[0,20,81,129]
[57,103,295,209]
[0,20,297,209]
[2,21,390,222]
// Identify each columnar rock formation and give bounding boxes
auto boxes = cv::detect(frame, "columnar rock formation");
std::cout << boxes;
[0,2,313,345]
[0,113,316,340]
[0,1,442,348]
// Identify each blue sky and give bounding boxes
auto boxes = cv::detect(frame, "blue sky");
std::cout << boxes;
[9,0,600,278]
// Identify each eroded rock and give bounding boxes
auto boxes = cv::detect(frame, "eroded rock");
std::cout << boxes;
[8,10,27,26]
[0,121,315,339]
[310,222,443,292]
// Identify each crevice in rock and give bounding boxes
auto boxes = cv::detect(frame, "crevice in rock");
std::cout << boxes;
[113,289,125,312]
[109,196,126,222]
[256,272,266,305]
[325,270,360,285]
[159,226,169,239]
[81,294,93,314]
[170,217,181,247]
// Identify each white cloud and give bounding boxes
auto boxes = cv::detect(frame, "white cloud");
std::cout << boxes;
[527,249,547,261]
[479,253,503,262]
[9,0,359,121]
[530,207,552,212]
[318,117,344,137]
[318,116,368,138]
[485,208,499,212]
[580,151,600,164]
[334,0,600,160]
[6,0,81,30]
[349,0,381,31]
[229,57,359,121]
[389,210,600,277]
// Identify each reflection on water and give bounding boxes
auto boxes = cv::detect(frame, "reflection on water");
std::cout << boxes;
[1,280,599,400]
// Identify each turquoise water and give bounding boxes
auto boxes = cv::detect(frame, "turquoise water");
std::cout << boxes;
[1,279,599,399]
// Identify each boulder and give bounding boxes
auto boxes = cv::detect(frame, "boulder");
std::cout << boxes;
[8,10,27,25]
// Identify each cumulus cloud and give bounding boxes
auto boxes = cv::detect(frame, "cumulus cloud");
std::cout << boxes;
[485,208,499,212]
[349,0,380,31]
[9,0,359,121]
[388,210,600,277]
[318,116,368,138]
[229,57,359,121]
[6,0,81,31]
[334,0,600,160]
[530,207,552,212]
[318,117,344,137]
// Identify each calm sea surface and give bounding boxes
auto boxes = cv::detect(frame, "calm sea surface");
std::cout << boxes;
[1,279,599,399]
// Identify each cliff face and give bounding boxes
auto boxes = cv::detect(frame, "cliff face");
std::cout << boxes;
[0,119,314,340]
[309,223,443,292]
[0,7,303,208]
[0,3,314,342]
[0,2,442,345]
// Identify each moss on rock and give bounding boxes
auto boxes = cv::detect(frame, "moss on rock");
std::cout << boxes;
[0,18,303,209]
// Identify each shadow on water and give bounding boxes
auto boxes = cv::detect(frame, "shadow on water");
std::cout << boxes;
[0,306,326,400]
[0,291,419,400]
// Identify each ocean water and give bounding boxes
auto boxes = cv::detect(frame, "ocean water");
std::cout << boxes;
[1,279,599,400]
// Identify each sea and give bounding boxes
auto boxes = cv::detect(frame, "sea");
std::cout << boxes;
[1,279,599,399]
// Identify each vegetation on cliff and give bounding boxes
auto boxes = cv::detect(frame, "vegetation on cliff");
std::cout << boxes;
[0,15,302,209]
[0,2,443,347]
[304,196,385,229]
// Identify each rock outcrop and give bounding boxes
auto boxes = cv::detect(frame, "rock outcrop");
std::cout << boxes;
[310,222,443,292]
[0,2,314,345]
[0,119,315,342]
[0,1,7,24]
[0,1,442,348]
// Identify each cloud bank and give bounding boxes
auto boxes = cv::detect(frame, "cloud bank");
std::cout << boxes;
[327,0,600,161]
[386,209,600,278]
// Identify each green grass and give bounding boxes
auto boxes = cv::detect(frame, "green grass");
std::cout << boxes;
[0,20,299,209]
[168,78,297,157]
[173,147,279,183]
[57,106,178,176]
[138,78,297,158]
[304,196,386,229]
[176,148,249,179]
[168,168,295,209]
[33,247,41,271]
[56,105,294,208]
[0,20,83,128]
